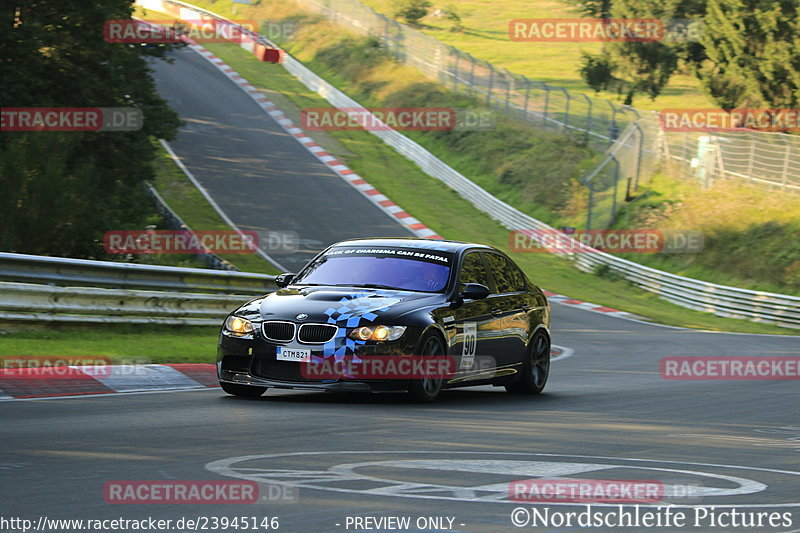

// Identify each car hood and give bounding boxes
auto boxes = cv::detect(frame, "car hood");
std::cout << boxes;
[234,286,442,326]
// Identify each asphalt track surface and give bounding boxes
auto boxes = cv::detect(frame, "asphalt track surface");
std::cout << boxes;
[2,306,799,532]
[148,48,413,271]
[3,49,799,533]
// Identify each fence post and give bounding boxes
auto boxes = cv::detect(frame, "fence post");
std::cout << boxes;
[561,88,570,133]
[682,131,691,181]
[610,155,620,225]
[452,47,460,92]
[746,135,756,178]
[486,63,495,106]
[504,69,513,112]
[523,77,531,119]
[607,101,618,143]
[586,188,593,231]
[468,55,476,96]
[781,143,791,187]
[542,82,550,127]
[582,93,592,143]
[632,122,644,189]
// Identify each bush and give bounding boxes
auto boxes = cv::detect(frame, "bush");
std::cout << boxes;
[392,0,432,26]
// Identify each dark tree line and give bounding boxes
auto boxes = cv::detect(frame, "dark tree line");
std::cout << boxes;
[0,0,181,257]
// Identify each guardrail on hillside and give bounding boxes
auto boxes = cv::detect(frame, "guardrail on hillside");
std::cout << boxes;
[0,253,275,294]
[135,1,800,329]
[0,281,251,325]
[0,253,276,325]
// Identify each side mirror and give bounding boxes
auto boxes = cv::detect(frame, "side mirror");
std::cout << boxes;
[275,272,296,288]
[460,283,490,300]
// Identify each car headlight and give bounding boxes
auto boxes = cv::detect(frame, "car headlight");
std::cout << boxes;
[225,315,254,336]
[349,325,407,342]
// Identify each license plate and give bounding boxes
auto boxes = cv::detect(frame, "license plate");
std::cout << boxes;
[276,347,311,362]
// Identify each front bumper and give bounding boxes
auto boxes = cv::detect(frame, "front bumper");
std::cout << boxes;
[217,326,420,393]
[218,368,408,393]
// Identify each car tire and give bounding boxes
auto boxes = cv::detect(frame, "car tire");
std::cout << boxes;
[407,332,446,403]
[220,382,268,398]
[505,331,550,395]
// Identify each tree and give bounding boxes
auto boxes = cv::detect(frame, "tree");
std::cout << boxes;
[0,0,181,257]
[561,0,613,19]
[696,0,799,109]
[577,0,706,105]
[392,0,432,27]
[443,5,464,33]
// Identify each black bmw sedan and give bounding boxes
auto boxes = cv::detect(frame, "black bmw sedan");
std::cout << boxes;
[217,238,551,401]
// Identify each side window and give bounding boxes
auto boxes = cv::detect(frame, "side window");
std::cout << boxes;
[459,252,491,289]
[485,253,526,293]
[505,257,527,292]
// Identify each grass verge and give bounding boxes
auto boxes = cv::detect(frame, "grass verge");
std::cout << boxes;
[150,140,280,274]
[0,325,219,363]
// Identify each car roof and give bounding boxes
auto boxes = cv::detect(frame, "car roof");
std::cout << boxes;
[331,237,494,254]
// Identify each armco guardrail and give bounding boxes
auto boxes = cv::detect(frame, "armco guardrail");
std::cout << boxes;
[0,281,249,325]
[136,1,800,329]
[0,253,276,324]
[0,253,275,294]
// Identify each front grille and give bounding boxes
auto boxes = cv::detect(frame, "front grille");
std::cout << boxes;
[252,358,323,382]
[298,323,338,344]
[262,321,295,342]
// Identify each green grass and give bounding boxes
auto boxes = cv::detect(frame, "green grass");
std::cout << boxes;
[0,325,219,363]
[182,40,795,335]
[610,175,800,295]
[150,141,280,274]
[357,0,713,111]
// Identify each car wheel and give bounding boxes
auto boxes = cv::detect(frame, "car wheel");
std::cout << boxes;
[220,382,268,398]
[408,332,446,403]
[506,331,550,395]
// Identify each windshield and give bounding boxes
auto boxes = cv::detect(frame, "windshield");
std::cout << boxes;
[293,246,453,293]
